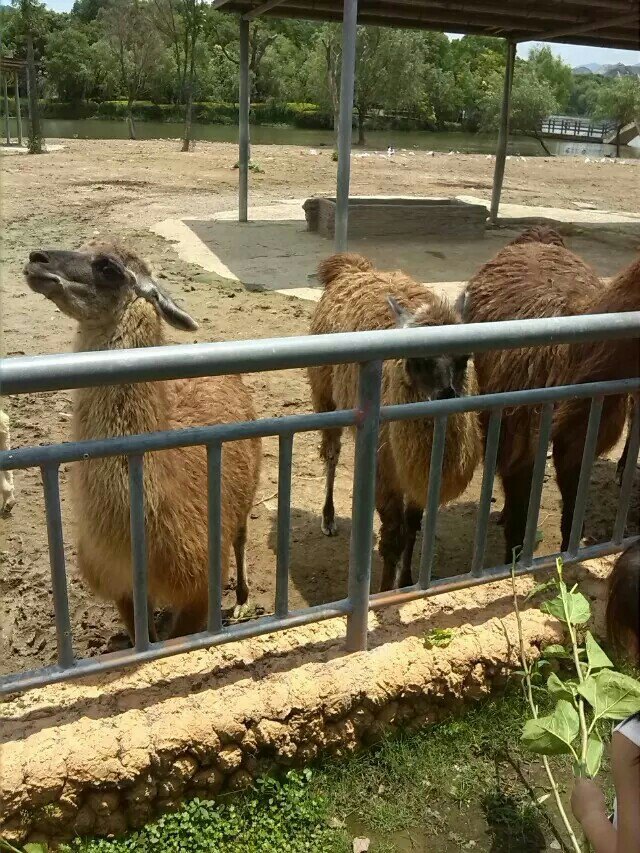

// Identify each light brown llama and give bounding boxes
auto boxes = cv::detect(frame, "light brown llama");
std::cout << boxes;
[308,253,482,591]
[459,227,639,562]
[0,409,15,513]
[24,241,261,642]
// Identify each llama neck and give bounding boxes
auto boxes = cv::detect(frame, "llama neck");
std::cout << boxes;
[73,299,170,440]
[587,255,640,316]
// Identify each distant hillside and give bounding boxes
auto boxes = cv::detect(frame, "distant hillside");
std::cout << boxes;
[573,62,640,77]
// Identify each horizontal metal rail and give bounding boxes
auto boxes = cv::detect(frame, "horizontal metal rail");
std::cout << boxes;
[1,312,638,394]
[0,314,638,696]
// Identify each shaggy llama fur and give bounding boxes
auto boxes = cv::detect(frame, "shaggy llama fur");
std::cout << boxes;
[308,253,481,591]
[460,227,639,561]
[0,409,15,513]
[24,240,261,642]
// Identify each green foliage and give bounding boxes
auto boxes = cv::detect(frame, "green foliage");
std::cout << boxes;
[595,76,640,127]
[0,840,47,853]
[61,771,344,853]
[527,46,572,110]
[518,558,640,776]
[423,627,455,649]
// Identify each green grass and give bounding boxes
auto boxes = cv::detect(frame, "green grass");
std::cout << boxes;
[57,687,597,853]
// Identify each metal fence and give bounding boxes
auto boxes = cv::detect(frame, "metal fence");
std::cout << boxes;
[1,312,639,696]
[540,116,616,142]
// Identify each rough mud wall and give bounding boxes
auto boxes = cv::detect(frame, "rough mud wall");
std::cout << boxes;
[0,559,611,846]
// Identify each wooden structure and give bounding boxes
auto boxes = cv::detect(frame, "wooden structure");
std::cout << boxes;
[213,0,640,242]
[541,115,617,142]
[0,56,27,147]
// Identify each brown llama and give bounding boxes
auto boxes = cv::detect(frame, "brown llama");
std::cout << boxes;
[458,228,639,562]
[24,241,262,642]
[308,253,482,591]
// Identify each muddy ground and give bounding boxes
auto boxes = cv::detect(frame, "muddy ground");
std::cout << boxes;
[1,139,638,677]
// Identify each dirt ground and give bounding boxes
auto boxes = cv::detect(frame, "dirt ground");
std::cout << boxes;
[1,139,638,679]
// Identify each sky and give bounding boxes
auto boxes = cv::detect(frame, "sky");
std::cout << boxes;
[41,0,640,69]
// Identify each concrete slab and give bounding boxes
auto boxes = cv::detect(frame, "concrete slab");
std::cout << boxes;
[151,195,640,301]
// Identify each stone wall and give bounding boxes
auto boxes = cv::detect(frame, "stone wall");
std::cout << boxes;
[0,559,611,847]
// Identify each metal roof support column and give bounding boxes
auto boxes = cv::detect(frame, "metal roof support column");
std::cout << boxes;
[3,72,11,145]
[334,0,358,252]
[489,40,516,224]
[238,17,250,223]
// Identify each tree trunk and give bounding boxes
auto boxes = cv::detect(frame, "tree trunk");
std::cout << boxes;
[357,107,365,146]
[532,131,553,156]
[127,100,136,140]
[616,124,621,158]
[26,33,43,154]
[181,42,196,152]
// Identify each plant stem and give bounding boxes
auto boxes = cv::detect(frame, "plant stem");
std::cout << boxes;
[510,562,584,853]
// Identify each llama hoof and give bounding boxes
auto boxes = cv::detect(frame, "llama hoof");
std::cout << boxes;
[1,496,15,515]
[232,601,257,622]
[321,518,338,536]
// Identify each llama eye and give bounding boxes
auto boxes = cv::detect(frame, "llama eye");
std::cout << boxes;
[92,256,126,286]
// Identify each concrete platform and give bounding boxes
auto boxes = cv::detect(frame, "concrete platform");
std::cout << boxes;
[151,196,640,301]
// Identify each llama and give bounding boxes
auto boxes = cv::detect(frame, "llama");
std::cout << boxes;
[0,409,15,513]
[459,228,639,561]
[24,240,262,642]
[307,253,482,591]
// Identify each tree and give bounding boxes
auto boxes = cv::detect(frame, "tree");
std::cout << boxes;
[45,24,94,101]
[479,67,559,154]
[528,46,572,111]
[97,0,165,138]
[595,76,640,157]
[13,0,46,152]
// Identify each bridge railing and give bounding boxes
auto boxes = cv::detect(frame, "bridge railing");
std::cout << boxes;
[1,312,638,696]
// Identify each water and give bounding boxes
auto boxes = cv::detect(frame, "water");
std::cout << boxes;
[7,117,639,159]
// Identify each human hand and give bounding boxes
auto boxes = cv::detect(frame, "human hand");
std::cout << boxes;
[571,776,608,826]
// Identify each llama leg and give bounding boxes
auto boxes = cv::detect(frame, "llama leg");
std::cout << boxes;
[376,483,405,592]
[1,470,15,513]
[398,504,422,588]
[553,444,581,551]
[320,426,342,536]
[500,466,534,565]
[115,595,158,645]
[169,598,208,639]
[233,524,250,614]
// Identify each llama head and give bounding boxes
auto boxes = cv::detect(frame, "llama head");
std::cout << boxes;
[23,240,198,332]
[387,294,470,401]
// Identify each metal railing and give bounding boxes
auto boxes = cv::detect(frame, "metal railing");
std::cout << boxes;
[1,312,639,696]
[540,116,616,142]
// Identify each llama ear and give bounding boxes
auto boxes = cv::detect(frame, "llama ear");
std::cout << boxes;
[134,277,199,332]
[387,295,414,329]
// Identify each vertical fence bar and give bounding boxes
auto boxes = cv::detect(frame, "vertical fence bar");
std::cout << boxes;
[207,442,223,633]
[238,17,250,223]
[3,73,10,145]
[15,71,22,146]
[520,403,554,566]
[418,415,447,589]
[470,408,502,577]
[275,434,293,619]
[128,455,151,652]
[613,396,639,544]
[567,396,604,555]
[41,464,74,669]
[334,0,359,252]
[346,360,383,652]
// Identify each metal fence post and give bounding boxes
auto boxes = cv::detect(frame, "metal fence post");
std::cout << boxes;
[238,17,250,223]
[334,0,358,252]
[346,360,382,652]
[489,40,516,223]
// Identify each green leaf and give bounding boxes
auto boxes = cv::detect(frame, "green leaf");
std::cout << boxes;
[578,670,640,721]
[24,846,48,853]
[540,591,591,625]
[547,672,575,701]
[424,628,455,649]
[521,699,580,755]
[585,632,614,671]
[585,730,604,778]
[543,644,571,660]
[524,580,557,602]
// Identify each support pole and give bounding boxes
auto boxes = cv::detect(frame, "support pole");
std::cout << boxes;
[3,73,11,145]
[238,17,250,223]
[489,40,516,224]
[334,0,358,252]
[15,71,23,147]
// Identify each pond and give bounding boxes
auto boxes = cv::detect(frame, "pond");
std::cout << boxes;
[7,117,639,159]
